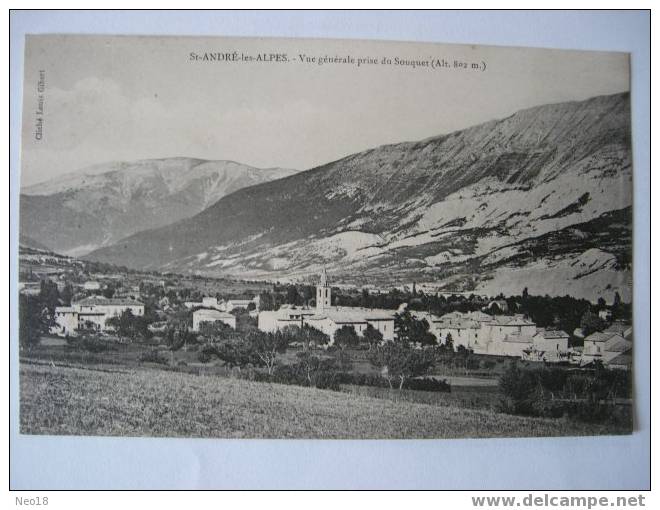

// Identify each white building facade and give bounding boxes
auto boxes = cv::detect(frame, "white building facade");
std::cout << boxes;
[52,296,145,336]
[257,269,395,343]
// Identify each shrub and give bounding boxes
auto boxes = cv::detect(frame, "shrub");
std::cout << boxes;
[404,377,451,392]
[498,362,633,422]
[479,359,497,370]
[197,344,218,363]
[139,350,169,365]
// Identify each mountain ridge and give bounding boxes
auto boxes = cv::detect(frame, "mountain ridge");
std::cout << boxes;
[20,157,298,256]
[84,92,632,301]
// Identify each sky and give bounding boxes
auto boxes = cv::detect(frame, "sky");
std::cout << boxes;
[20,34,630,187]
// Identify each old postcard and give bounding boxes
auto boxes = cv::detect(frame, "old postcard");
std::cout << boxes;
[19,35,633,439]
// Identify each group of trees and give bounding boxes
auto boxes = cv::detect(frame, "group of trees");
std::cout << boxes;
[18,280,64,350]
[257,285,316,311]
[199,328,292,375]
[105,309,151,341]
[194,311,443,391]
[367,311,439,390]
[499,361,632,423]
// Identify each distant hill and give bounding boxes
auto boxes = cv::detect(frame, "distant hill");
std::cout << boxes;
[20,158,297,256]
[86,93,633,302]
[19,233,51,251]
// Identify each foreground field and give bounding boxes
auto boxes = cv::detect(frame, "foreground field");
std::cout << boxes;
[20,363,629,439]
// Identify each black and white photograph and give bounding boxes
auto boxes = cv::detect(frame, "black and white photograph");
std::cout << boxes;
[17,33,635,441]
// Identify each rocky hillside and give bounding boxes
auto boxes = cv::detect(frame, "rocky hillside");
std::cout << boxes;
[20,158,297,256]
[85,93,633,302]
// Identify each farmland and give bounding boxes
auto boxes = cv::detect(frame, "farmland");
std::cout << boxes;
[20,361,631,439]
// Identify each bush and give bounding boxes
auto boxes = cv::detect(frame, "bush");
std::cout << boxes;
[139,350,169,365]
[404,377,451,392]
[498,362,633,423]
[69,335,116,353]
[197,345,216,363]
[479,359,497,370]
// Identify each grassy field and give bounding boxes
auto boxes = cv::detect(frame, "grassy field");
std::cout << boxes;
[20,362,630,439]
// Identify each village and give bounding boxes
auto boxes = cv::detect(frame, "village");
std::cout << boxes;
[17,239,634,440]
[19,243,632,372]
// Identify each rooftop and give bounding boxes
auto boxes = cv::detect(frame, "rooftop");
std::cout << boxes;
[75,296,144,307]
[607,351,633,367]
[604,323,633,337]
[193,309,235,319]
[535,329,570,339]
[308,306,395,324]
[584,331,622,343]
[492,315,535,327]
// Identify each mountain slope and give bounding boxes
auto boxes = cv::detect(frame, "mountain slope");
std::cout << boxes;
[86,93,632,301]
[19,233,51,251]
[20,158,297,256]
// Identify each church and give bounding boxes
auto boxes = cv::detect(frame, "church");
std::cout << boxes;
[257,269,395,342]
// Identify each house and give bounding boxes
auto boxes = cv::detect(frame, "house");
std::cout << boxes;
[581,331,632,367]
[258,305,317,333]
[598,309,613,321]
[52,296,144,336]
[428,314,481,350]
[483,315,537,357]
[18,281,41,296]
[425,310,495,350]
[192,309,236,332]
[607,351,633,371]
[524,329,571,362]
[83,281,101,291]
[304,308,395,342]
[604,322,633,340]
[226,296,260,311]
[184,296,224,310]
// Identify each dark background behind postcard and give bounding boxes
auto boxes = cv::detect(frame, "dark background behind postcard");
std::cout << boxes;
[9,9,650,489]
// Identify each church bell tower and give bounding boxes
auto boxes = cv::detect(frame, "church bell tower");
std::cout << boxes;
[316,268,331,312]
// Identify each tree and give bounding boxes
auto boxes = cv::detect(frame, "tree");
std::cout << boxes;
[39,279,60,313]
[293,324,330,351]
[368,342,434,390]
[580,310,607,337]
[106,309,150,341]
[394,310,437,346]
[334,325,359,351]
[300,285,314,306]
[499,362,539,415]
[209,341,260,370]
[363,324,383,350]
[244,330,290,375]
[455,344,476,375]
[612,291,623,320]
[295,351,323,385]
[286,285,301,306]
[60,283,73,306]
[102,284,116,299]
[19,295,48,350]
[360,288,371,308]
[444,332,454,352]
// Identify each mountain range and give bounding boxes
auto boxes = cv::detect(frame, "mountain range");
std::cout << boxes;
[23,93,633,302]
[20,158,297,256]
